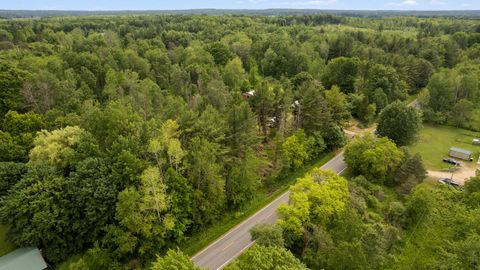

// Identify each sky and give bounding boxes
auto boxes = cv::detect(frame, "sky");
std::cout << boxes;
[0,0,479,11]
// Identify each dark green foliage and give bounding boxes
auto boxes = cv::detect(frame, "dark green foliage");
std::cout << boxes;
[0,62,27,116]
[0,162,26,196]
[393,152,427,193]
[187,137,225,229]
[207,42,235,66]
[297,81,333,134]
[0,111,46,162]
[322,57,359,94]
[322,124,346,150]
[226,149,261,209]
[165,167,193,239]
[377,101,422,146]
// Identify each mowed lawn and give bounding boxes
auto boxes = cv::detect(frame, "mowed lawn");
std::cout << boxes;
[409,124,480,170]
[0,224,15,256]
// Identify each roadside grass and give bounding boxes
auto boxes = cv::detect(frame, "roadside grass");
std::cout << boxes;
[409,124,480,170]
[0,224,15,257]
[179,151,337,256]
[406,93,418,104]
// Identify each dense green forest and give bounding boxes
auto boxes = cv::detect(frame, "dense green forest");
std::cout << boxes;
[1,13,480,269]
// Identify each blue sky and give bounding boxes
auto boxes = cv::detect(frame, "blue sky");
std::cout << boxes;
[1,0,479,11]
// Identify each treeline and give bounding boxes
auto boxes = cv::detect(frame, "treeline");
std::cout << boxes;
[0,13,479,268]
[2,10,480,19]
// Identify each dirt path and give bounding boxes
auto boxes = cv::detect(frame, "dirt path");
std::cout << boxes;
[428,166,478,185]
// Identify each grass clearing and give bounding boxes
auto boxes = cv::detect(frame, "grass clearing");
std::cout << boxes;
[0,224,15,257]
[409,124,480,170]
[179,151,337,256]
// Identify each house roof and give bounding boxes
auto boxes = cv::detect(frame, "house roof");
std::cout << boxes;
[0,248,47,270]
[450,147,472,155]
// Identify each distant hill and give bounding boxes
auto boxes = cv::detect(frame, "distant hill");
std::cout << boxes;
[1,9,480,19]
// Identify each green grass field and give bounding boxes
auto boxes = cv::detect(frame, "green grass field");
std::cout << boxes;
[0,224,15,257]
[409,124,480,170]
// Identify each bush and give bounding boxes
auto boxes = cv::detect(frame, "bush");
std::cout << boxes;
[250,224,284,247]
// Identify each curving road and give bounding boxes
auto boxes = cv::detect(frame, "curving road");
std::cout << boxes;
[191,151,347,270]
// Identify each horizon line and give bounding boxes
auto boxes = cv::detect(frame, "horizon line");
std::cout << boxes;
[1,8,480,12]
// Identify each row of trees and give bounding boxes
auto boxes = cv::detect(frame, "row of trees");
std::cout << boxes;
[420,61,480,131]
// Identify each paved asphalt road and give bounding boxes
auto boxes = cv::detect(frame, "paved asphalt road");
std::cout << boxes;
[191,151,347,270]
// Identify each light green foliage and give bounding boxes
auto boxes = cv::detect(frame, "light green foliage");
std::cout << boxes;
[278,169,349,237]
[149,119,185,171]
[108,165,178,260]
[324,85,350,123]
[28,126,85,168]
[250,224,284,247]
[151,249,202,270]
[0,111,45,162]
[225,244,308,270]
[344,134,405,183]
[115,166,174,253]
[139,167,173,230]
[224,57,246,90]
[282,131,309,170]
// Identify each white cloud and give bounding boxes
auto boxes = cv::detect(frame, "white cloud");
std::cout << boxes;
[278,0,338,6]
[430,0,446,4]
[386,0,419,7]
[402,0,419,5]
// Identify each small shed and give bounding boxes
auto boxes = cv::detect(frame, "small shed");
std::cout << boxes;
[449,147,473,161]
[473,139,480,145]
[0,247,47,270]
